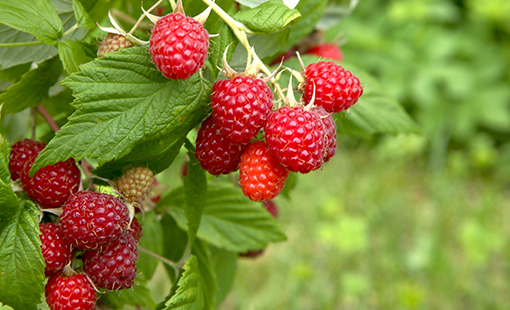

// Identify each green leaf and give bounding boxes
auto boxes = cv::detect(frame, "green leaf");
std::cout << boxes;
[58,40,95,74]
[0,134,19,219]
[0,63,31,83]
[30,46,210,176]
[163,255,203,310]
[0,56,63,116]
[192,239,218,310]
[284,0,328,50]
[235,0,270,8]
[209,245,237,307]
[0,200,45,310]
[280,172,297,200]
[183,142,207,247]
[72,0,95,29]
[208,23,237,78]
[137,211,164,281]
[99,282,156,309]
[234,0,301,34]
[0,0,63,44]
[0,25,58,69]
[160,213,188,282]
[160,184,287,252]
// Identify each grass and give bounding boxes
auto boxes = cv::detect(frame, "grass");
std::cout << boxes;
[222,141,510,310]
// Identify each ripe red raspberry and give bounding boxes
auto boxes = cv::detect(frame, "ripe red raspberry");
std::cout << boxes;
[128,217,143,242]
[305,43,343,61]
[9,139,45,181]
[264,106,325,174]
[150,13,209,80]
[314,107,337,162]
[60,191,130,250]
[302,61,363,113]
[21,158,81,208]
[45,273,96,310]
[40,223,74,277]
[239,142,288,202]
[195,115,247,175]
[211,76,273,143]
[97,33,134,58]
[82,233,138,290]
[115,166,154,203]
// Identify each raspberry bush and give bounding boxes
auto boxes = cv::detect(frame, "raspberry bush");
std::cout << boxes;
[0,0,419,309]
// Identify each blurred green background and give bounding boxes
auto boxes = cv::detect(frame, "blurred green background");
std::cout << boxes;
[223,0,510,309]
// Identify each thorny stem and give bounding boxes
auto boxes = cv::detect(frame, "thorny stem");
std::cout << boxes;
[199,0,285,101]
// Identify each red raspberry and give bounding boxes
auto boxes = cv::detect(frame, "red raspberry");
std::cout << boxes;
[305,43,343,61]
[211,76,273,143]
[128,217,143,242]
[195,115,247,175]
[314,107,337,162]
[302,61,363,113]
[45,273,96,310]
[60,191,130,250]
[40,223,74,277]
[21,158,81,208]
[239,142,288,202]
[82,233,138,290]
[9,139,45,181]
[97,33,134,58]
[149,13,209,80]
[264,106,325,174]
[115,166,154,203]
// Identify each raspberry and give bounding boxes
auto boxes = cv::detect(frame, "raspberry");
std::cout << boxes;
[21,158,81,208]
[128,217,143,242]
[82,233,138,290]
[97,33,134,58]
[149,13,209,80]
[60,191,130,250]
[45,273,96,310]
[305,43,343,61]
[239,142,288,202]
[115,166,154,203]
[239,249,264,258]
[40,223,74,277]
[314,107,337,162]
[195,115,247,175]
[9,139,45,181]
[302,61,363,113]
[211,76,274,143]
[264,106,325,174]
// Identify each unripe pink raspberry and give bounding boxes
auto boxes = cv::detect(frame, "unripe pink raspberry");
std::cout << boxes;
[97,33,134,57]
[115,166,155,203]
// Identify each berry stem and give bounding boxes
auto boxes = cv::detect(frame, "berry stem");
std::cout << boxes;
[0,41,43,48]
[63,24,79,37]
[128,0,165,35]
[36,105,60,132]
[138,246,181,270]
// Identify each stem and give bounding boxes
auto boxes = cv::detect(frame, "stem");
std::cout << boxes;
[0,41,43,48]
[139,246,181,270]
[63,24,78,37]
[36,105,60,132]
[129,0,165,34]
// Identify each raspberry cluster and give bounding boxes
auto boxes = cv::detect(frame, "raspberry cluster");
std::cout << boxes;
[7,140,146,309]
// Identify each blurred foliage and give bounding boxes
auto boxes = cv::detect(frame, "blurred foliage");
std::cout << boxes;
[323,0,510,171]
